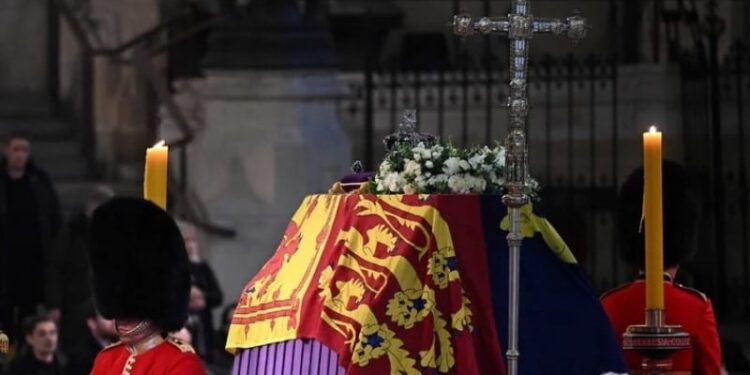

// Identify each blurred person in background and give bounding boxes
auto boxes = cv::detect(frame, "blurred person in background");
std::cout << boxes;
[0,133,61,342]
[45,185,114,355]
[178,222,223,363]
[212,303,236,373]
[4,314,67,375]
[66,306,117,375]
[186,283,208,358]
[172,328,193,346]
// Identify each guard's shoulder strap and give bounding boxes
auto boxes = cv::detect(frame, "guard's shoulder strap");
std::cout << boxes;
[166,336,196,354]
[674,283,709,302]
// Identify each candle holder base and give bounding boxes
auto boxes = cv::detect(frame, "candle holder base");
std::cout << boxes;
[623,322,690,374]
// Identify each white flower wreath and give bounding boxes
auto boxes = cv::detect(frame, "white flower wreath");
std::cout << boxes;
[372,142,540,197]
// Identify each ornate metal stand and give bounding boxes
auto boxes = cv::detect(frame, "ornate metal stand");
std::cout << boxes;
[623,309,690,374]
[452,2,587,374]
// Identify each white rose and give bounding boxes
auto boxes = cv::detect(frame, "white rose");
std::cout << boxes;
[388,181,402,192]
[483,161,494,172]
[496,148,507,167]
[381,174,392,189]
[469,154,484,170]
[474,177,487,193]
[464,175,479,191]
[425,160,434,169]
[384,172,404,192]
[404,160,422,176]
[427,174,446,188]
[431,144,444,159]
[379,160,392,173]
[443,157,461,175]
[458,159,471,171]
[421,149,432,160]
[448,175,469,193]
[403,183,417,194]
[413,153,422,161]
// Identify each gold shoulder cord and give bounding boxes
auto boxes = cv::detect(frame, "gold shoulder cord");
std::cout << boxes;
[167,336,196,354]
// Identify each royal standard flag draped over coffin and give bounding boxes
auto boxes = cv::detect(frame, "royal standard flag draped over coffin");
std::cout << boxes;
[227,194,626,375]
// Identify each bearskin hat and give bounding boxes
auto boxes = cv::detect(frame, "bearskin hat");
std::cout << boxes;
[617,161,701,269]
[89,197,190,332]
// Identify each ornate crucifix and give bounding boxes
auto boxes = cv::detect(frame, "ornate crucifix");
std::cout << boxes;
[453,2,587,374]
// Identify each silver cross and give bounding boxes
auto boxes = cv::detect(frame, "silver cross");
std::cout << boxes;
[453,2,586,375]
[454,5,586,197]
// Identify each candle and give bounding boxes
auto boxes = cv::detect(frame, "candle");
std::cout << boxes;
[144,140,168,210]
[643,126,664,310]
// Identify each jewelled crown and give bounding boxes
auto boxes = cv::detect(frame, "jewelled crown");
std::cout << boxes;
[383,110,438,152]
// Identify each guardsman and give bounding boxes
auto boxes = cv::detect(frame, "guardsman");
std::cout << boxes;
[88,198,205,375]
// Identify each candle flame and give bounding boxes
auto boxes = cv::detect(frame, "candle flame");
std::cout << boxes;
[649,126,658,133]
[153,140,165,148]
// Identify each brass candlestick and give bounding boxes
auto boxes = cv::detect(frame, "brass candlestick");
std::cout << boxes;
[623,309,690,374]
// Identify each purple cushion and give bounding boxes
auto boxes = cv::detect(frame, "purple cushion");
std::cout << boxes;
[339,172,374,192]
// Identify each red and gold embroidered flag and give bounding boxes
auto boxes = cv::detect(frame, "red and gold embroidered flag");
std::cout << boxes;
[227,194,504,374]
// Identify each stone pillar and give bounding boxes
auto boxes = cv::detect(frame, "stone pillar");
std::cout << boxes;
[173,0,351,304]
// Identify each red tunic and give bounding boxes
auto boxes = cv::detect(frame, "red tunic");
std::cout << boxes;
[89,337,205,375]
[601,280,722,375]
